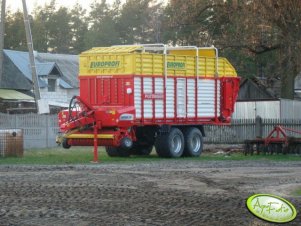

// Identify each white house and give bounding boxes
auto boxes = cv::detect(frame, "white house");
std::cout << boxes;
[1,49,79,112]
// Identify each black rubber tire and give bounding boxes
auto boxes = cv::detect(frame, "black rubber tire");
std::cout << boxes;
[183,127,203,157]
[155,127,184,158]
[130,144,153,156]
[120,137,133,150]
[105,146,130,157]
[62,138,71,149]
[154,133,169,157]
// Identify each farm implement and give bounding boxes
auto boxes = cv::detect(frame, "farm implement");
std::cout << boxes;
[244,126,301,155]
[56,44,240,160]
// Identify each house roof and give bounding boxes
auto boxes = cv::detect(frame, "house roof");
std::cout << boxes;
[36,52,79,88]
[0,89,34,100]
[0,53,32,90]
[36,62,72,88]
[58,78,73,89]
[238,77,278,101]
[3,49,77,89]
[3,50,47,88]
[36,62,56,76]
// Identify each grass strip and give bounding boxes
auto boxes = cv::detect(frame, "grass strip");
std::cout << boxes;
[0,147,300,165]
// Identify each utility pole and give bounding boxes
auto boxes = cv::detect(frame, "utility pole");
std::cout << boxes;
[22,0,41,111]
[0,0,45,113]
[0,0,6,86]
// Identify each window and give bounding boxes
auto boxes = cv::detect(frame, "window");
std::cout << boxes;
[48,79,56,92]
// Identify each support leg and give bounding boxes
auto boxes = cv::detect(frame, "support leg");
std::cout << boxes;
[92,125,99,163]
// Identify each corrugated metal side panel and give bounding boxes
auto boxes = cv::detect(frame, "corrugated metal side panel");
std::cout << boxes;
[187,79,196,117]
[134,77,142,118]
[197,79,220,117]
[176,78,186,117]
[292,100,301,119]
[134,77,171,119]
[232,101,281,119]
[155,78,164,118]
[143,77,153,118]
[166,78,175,118]
[232,102,255,119]
[233,100,301,120]
[134,77,222,120]
[280,99,301,119]
[256,101,280,118]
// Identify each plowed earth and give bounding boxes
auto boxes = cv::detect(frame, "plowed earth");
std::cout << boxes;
[0,160,301,226]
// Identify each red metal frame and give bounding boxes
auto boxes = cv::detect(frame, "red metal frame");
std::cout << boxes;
[264,126,301,147]
[78,75,240,125]
[265,126,289,146]
[93,125,98,163]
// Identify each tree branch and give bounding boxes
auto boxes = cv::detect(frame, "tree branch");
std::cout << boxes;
[218,43,282,54]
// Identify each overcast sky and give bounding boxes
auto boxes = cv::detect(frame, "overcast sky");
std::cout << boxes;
[6,0,120,13]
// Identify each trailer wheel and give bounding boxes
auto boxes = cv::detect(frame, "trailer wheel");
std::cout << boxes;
[105,147,130,157]
[155,127,184,158]
[62,138,71,149]
[120,137,133,150]
[183,127,203,157]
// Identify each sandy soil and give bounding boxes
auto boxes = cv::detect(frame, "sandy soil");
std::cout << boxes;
[0,160,301,226]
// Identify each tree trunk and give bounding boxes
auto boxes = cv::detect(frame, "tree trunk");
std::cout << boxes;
[281,72,295,99]
[280,44,297,99]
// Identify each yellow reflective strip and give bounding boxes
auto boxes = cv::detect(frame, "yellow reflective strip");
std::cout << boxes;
[67,134,114,139]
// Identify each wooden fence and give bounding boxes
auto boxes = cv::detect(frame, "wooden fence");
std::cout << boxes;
[0,113,301,148]
[204,118,301,144]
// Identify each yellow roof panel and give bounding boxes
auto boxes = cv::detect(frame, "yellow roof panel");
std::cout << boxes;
[81,46,143,54]
[0,89,34,100]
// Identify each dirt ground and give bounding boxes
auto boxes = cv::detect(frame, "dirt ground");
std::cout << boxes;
[0,157,301,225]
